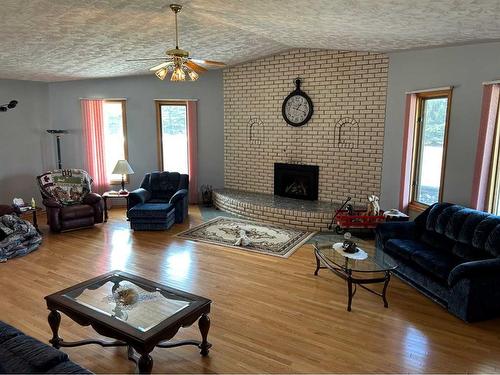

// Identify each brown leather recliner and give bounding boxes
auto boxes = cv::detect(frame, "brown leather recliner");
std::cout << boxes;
[37,169,104,232]
[0,205,15,216]
[43,193,103,232]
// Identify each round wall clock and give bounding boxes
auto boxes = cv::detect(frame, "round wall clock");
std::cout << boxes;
[282,78,313,127]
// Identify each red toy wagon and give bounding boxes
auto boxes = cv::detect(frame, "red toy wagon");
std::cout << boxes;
[328,197,385,234]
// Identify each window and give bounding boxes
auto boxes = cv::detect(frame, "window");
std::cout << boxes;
[103,100,128,183]
[488,96,500,214]
[156,101,188,174]
[410,90,452,208]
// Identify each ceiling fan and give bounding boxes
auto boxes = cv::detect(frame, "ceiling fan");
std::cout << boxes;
[127,4,225,82]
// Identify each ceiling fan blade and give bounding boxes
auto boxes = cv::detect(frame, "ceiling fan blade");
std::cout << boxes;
[149,62,173,71]
[190,58,226,67]
[185,61,208,73]
[125,57,169,62]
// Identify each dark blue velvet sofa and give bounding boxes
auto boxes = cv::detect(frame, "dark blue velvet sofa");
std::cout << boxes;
[0,321,90,373]
[376,203,500,322]
[128,172,189,224]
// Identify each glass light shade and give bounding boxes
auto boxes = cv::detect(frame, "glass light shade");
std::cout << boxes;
[171,67,186,81]
[155,68,168,80]
[188,70,199,81]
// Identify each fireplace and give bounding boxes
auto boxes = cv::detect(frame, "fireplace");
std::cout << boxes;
[274,163,319,201]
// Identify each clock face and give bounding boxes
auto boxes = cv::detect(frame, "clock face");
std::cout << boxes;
[283,94,312,126]
[282,79,314,127]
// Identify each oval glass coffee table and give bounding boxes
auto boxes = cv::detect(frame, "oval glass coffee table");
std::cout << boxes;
[313,241,397,311]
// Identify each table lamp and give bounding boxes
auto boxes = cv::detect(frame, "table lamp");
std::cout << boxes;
[112,160,134,194]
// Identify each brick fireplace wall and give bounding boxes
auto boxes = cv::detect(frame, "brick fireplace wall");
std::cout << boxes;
[223,49,388,205]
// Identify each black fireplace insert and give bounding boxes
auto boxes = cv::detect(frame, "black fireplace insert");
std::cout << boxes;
[274,163,319,201]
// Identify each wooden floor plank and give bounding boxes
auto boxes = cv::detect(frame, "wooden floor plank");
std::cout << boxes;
[1,206,500,373]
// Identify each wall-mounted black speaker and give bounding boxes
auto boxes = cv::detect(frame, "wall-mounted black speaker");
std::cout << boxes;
[0,100,18,112]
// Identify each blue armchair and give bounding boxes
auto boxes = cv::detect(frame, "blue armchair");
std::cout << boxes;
[376,203,500,322]
[128,172,189,224]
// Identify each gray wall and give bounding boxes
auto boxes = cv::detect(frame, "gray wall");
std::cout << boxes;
[48,72,224,194]
[0,79,52,203]
[381,41,500,210]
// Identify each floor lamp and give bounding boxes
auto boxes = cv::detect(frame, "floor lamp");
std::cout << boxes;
[47,129,69,169]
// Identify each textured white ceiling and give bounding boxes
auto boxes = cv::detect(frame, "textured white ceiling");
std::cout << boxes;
[1,0,499,82]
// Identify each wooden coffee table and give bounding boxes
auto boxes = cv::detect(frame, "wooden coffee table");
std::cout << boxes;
[45,270,211,374]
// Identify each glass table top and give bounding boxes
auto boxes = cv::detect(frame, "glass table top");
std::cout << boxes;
[63,274,193,332]
[313,241,397,272]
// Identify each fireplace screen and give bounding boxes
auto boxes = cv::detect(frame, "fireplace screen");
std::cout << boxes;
[274,163,319,201]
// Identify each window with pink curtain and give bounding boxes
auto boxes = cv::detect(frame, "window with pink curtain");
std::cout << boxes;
[81,99,109,194]
[471,84,500,211]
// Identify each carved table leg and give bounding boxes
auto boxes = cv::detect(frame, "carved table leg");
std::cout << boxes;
[198,313,211,356]
[314,251,321,276]
[138,353,153,374]
[103,196,109,222]
[382,271,391,308]
[48,310,62,348]
[347,275,353,312]
[127,345,135,362]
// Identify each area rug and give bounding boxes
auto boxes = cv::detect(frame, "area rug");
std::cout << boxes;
[177,217,315,258]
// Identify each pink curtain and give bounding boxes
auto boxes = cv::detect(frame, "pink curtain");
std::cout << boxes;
[187,101,198,203]
[471,84,500,210]
[399,94,417,212]
[81,99,108,194]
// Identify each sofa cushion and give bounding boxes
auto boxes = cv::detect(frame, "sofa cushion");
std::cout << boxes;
[419,230,455,253]
[426,203,453,232]
[0,321,22,344]
[452,242,490,261]
[411,249,463,282]
[436,205,464,235]
[60,204,95,220]
[484,222,500,258]
[0,334,68,372]
[385,239,426,261]
[420,203,500,260]
[128,203,174,219]
[472,216,500,254]
[150,172,181,201]
[457,210,490,243]
[148,199,170,204]
[443,207,477,240]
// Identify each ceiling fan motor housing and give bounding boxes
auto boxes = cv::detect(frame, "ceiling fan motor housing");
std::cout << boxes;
[166,48,189,58]
[170,4,182,13]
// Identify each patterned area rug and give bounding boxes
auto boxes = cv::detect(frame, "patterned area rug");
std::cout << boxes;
[177,217,316,258]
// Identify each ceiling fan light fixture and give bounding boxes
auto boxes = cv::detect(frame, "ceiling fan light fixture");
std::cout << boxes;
[188,69,199,81]
[155,68,168,80]
[131,3,224,82]
[171,67,185,81]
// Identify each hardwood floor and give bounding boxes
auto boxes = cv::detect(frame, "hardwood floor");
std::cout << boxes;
[1,206,500,373]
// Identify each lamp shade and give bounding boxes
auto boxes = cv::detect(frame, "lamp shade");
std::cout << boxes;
[112,160,134,175]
